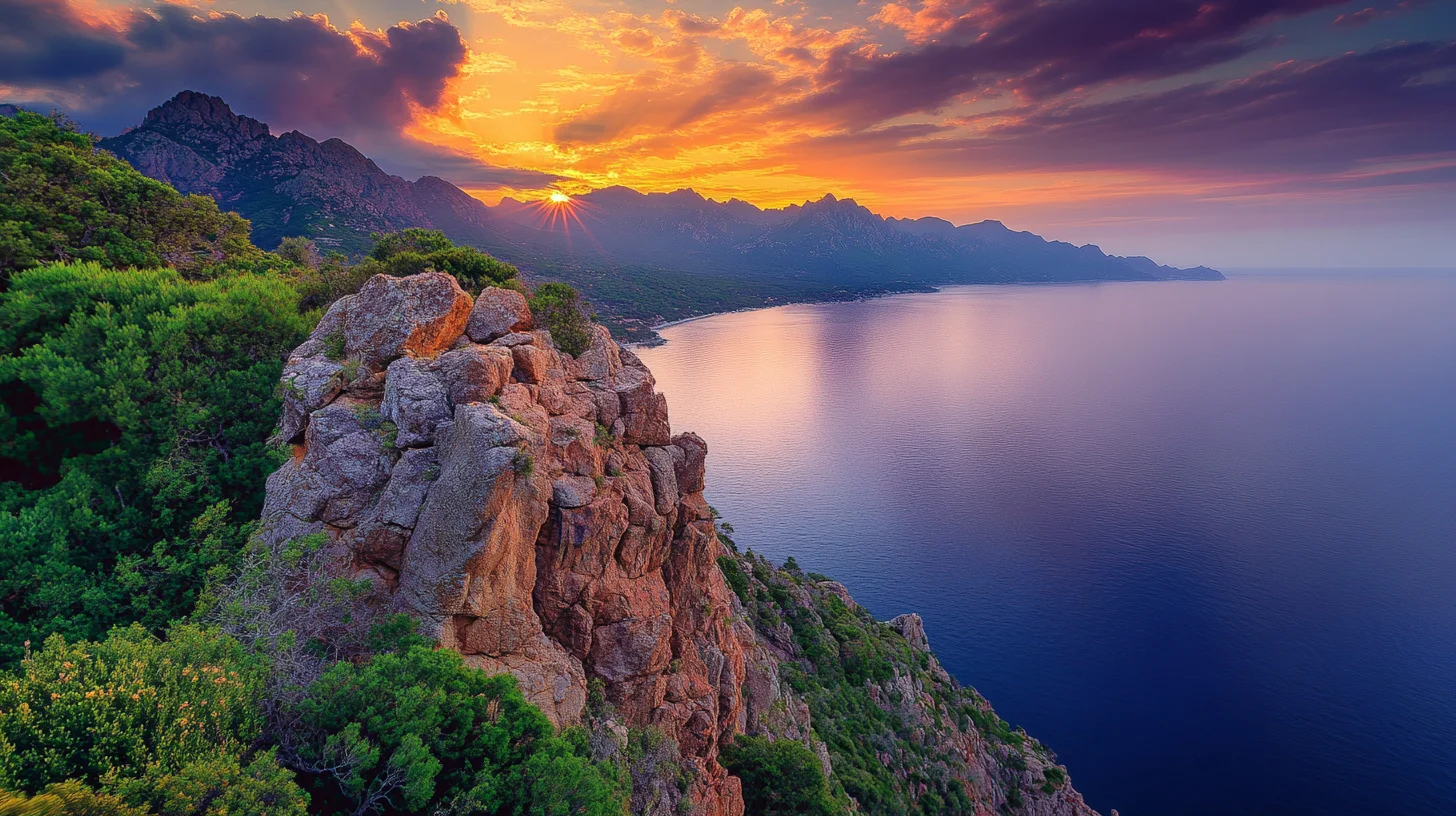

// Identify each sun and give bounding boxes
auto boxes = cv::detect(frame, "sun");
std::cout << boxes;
[548,191,572,204]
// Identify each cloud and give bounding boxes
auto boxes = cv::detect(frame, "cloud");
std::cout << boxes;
[0,0,127,81]
[785,42,1456,180]
[799,0,1348,129]
[0,0,467,138]
[0,1,558,189]
[1332,0,1431,28]
[554,63,785,144]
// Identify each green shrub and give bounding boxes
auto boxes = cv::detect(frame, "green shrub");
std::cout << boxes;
[0,262,311,664]
[368,228,519,292]
[322,329,346,361]
[116,750,309,816]
[717,556,751,604]
[368,228,456,260]
[0,781,149,815]
[293,636,623,815]
[513,449,536,479]
[0,110,258,278]
[529,282,593,357]
[0,624,306,813]
[720,735,843,816]
[595,422,615,448]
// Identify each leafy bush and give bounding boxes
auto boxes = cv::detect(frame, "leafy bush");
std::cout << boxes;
[529,282,593,356]
[288,229,521,312]
[717,556,751,604]
[368,228,456,260]
[286,238,375,312]
[0,262,311,664]
[0,624,309,814]
[0,110,257,278]
[369,228,520,292]
[0,781,149,815]
[720,735,843,816]
[292,631,624,815]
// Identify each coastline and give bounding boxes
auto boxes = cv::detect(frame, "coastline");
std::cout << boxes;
[629,284,941,347]
[630,275,1225,347]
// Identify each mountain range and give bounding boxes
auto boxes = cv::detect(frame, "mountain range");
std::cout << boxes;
[99,91,1222,341]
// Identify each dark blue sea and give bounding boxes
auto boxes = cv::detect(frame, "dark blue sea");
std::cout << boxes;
[635,270,1456,816]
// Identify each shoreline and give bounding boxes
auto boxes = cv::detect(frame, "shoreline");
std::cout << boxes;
[632,276,1222,347]
[631,284,941,347]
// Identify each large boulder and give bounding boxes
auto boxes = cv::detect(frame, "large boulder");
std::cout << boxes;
[343,273,473,368]
[381,357,450,448]
[466,286,532,342]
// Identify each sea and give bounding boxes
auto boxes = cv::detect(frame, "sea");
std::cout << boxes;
[634,269,1456,816]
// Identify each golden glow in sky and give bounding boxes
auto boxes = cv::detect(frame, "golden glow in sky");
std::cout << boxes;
[11,0,1455,266]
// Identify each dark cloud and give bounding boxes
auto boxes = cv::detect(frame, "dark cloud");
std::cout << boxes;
[792,43,1456,179]
[0,0,126,81]
[0,1,551,188]
[0,0,465,138]
[799,0,1346,129]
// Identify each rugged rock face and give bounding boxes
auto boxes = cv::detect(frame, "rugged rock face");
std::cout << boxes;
[257,272,1099,816]
[259,273,746,814]
[100,91,499,255]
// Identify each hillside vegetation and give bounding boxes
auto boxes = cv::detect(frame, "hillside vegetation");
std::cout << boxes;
[0,109,620,816]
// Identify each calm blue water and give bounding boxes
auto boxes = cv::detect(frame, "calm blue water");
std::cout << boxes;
[635,270,1456,816]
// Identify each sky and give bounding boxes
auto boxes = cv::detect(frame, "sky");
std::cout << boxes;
[2,0,1454,267]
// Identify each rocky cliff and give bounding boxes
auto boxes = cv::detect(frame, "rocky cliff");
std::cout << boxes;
[255,271,1100,816]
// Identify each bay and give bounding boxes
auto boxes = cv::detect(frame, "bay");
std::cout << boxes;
[635,270,1456,816]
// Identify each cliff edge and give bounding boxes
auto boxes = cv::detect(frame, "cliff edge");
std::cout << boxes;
[256,271,1100,816]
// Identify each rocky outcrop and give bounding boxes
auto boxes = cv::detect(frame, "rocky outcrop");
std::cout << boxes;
[258,274,746,815]
[257,272,1099,816]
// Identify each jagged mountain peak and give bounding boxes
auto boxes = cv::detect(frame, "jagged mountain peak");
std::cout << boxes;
[100,96,498,255]
[143,90,270,141]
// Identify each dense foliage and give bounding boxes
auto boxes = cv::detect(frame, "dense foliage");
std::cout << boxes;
[367,228,521,293]
[0,116,634,816]
[0,625,309,815]
[0,263,312,663]
[720,736,839,816]
[294,627,622,815]
[0,111,257,278]
[285,228,523,312]
[529,282,593,356]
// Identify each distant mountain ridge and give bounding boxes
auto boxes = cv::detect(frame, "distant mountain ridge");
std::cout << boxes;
[99,91,497,255]
[494,187,1217,283]
[96,91,1222,340]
